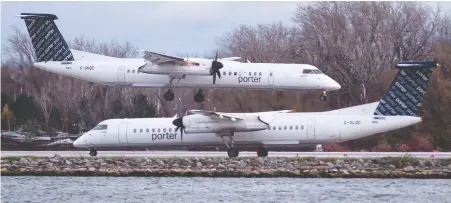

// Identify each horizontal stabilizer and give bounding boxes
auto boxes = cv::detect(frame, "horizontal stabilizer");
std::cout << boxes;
[395,60,439,69]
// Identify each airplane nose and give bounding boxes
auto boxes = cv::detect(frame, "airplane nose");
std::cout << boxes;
[73,136,85,148]
[331,80,341,90]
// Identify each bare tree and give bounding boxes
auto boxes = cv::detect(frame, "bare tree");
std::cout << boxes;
[291,1,447,107]
[2,26,36,66]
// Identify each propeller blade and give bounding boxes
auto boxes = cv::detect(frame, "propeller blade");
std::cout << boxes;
[181,127,184,142]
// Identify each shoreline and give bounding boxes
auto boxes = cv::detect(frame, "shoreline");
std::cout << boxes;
[2,155,451,179]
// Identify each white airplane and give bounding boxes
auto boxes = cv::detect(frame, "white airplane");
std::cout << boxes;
[72,60,439,157]
[19,13,341,103]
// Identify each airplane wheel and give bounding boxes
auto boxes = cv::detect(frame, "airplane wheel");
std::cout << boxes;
[319,95,327,101]
[227,148,239,157]
[194,93,204,103]
[257,147,268,157]
[89,149,97,157]
[164,91,175,101]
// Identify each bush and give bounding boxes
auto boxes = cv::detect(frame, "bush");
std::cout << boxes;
[372,143,392,152]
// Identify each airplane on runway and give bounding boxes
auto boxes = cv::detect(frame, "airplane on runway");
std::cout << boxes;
[73,60,439,157]
[18,13,341,103]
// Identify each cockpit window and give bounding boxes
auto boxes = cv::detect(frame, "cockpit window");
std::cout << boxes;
[92,124,107,130]
[312,69,324,74]
[303,69,324,74]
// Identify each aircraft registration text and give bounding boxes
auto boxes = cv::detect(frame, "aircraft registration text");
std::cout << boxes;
[343,120,361,125]
[80,65,94,70]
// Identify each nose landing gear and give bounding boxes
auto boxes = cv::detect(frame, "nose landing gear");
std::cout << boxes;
[89,148,97,157]
[319,90,327,101]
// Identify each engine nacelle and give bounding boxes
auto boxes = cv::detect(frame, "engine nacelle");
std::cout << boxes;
[138,62,211,76]
[183,115,268,134]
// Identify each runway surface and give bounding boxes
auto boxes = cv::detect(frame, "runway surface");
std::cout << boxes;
[2,151,451,159]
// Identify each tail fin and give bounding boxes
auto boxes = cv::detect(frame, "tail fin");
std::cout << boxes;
[18,13,74,62]
[373,60,439,116]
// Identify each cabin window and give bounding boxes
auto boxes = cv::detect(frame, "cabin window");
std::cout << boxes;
[163,128,166,132]
[223,71,226,75]
[127,70,130,73]
[229,72,232,75]
[301,125,304,130]
[284,126,287,130]
[270,73,273,76]
[92,124,108,130]
[273,126,276,130]
[132,70,135,73]
[268,126,271,130]
[134,129,137,133]
[254,72,257,76]
[259,72,262,76]
[249,72,252,76]
[157,128,160,132]
[152,128,155,132]
[295,126,298,130]
[140,129,143,133]
[234,72,237,75]
[303,69,314,74]
[278,126,282,130]
[169,128,172,132]
[290,126,293,130]
[146,129,149,132]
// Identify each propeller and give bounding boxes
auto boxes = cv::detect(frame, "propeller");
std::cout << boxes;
[172,116,185,142]
[210,50,224,85]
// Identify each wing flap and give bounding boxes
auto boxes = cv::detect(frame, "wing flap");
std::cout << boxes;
[143,51,199,66]
[188,110,243,121]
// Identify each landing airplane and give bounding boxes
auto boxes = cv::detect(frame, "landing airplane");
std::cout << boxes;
[19,13,341,103]
[72,60,439,157]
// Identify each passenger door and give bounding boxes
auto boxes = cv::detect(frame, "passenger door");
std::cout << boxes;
[268,70,274,88]
[307,119,316,140]
[117,66,126,84]
[118,122,128,143]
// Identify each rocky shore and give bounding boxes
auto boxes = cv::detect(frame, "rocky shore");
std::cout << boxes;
[2,155,451,178]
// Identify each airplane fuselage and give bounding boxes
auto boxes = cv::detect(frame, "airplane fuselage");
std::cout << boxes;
[74,107,421,150]
[34,59,341,91]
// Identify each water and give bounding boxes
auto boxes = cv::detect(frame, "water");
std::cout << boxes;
[2,177,451,203]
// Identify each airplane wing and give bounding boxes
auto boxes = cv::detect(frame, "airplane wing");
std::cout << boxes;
[188,110,243,121]
[143,51,199,66]
[261,110,293,113]
[220,57,241,61]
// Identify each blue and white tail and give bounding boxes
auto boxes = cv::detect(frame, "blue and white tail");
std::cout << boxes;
[18,13,74,62]
[373,60,439,116]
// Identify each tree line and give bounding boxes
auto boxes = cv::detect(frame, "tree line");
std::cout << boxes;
[1,2,450,151]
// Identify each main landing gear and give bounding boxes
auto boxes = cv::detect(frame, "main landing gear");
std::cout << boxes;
[89,148,97,156]
[257,146,268,157]
[221,133,269,158]
[319,90,327,101]
[164,88,205,103]
[163,77,182,102]
[194,89,204,103]
[162,76,205,103]
[221,133,239,157]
